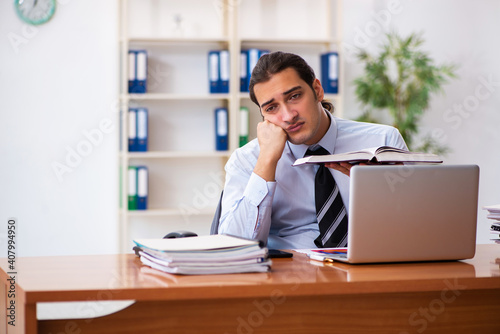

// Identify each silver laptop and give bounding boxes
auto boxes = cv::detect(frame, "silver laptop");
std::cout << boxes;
[326,164,479,264]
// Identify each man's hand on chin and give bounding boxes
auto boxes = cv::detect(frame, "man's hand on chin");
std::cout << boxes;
[254,120,288,182]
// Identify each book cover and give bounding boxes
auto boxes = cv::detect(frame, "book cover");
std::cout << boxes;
[239,106,249,147]
[128,50,147,93]
[208,50,220,93]
[240,50,248,92]
[136,108,148,152]
[128,166,138,210]
[215,107,228,151]
[321,52,339,94]
[219,50,230,93]
[137,165,148,210]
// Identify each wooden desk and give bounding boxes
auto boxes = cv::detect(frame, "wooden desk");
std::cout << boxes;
[1,244,499,334]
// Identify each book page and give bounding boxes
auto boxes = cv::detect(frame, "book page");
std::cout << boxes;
[375,146,409,154]
[134,235,258,252]
[375,150,442,163]
[293,147,380,165]
[294,146,442,165]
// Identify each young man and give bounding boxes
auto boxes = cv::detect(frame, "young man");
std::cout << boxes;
[218,52,407,249]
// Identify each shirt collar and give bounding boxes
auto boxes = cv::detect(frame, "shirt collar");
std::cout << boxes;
[287,110,338,159]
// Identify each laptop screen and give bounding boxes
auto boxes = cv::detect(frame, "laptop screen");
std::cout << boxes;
[347,165,479,263]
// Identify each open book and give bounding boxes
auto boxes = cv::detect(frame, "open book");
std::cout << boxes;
[293,146,443,166]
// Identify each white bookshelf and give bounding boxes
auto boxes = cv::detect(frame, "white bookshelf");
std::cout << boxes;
[126,93,231,100]
[124,151,231,159]
[118,0,343,252]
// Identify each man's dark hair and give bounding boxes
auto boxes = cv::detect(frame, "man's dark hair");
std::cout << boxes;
[248,51,334,112]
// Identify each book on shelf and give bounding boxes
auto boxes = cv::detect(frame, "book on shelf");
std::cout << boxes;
[240,48,269,92]
[128,108,148,152]
[219,50,230,93]
[239,106,249,147]
[321,52,339,94]
[240,50,248,92]
[128,109,137,151]
[128,165,148,210]
[133,234,271,275]
[215,107,228,151]
[208,50,230,94]
[136,166,148,210]
[128,50,147,93]
[293,146,443,166]
[128,166,137,210]
[136,108,148,152]
[208,50,219,93]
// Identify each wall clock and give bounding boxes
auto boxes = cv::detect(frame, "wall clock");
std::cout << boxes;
[14,0,56,25]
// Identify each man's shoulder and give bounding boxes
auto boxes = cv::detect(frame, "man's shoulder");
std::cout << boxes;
[334,116,399,136]
[333,116,407,150]
[226,138,260,171]
[234,138,260,155]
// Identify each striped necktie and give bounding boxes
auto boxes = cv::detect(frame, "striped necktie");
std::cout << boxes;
[305,146,348,248]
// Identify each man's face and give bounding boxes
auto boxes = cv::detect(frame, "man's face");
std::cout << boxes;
[253,67,329,146]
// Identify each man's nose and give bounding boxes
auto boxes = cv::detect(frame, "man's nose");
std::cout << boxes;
[281,105,298,123]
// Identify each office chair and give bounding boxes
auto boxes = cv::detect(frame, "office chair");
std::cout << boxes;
[209,191,223,235]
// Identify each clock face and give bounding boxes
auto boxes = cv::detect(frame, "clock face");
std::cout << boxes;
[15,0,56,25]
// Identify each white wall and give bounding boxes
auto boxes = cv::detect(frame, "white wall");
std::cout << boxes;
[0,0,497,257]
[342,0,500,244]
[0,0,119,256]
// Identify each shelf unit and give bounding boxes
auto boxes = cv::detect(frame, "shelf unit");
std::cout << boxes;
[118,0,343,252]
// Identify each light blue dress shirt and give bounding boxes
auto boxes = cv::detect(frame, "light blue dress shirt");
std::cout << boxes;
[218,115,408,250]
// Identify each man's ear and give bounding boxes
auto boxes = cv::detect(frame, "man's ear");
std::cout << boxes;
[312,78,324,102]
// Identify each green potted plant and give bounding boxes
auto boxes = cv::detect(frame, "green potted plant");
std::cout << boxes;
[353,32,457,153]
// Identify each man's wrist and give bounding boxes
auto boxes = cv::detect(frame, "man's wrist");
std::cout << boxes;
[254,155,279,182]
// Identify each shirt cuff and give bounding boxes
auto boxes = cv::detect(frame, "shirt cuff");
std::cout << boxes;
[243,172,276,207]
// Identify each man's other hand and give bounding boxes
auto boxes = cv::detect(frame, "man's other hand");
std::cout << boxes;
[326,161,403,177]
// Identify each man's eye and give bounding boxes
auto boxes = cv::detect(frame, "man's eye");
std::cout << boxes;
[265,105,276,113]
[290,93,301,100]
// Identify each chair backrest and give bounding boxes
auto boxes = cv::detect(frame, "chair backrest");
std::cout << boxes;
[210,191,223,235]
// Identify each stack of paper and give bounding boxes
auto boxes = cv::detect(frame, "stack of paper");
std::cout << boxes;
[133,235,271,275]
[295,248,348,263]
[483,204,500,243]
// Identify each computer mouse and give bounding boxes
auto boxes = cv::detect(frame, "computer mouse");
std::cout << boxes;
[163,230,198,239]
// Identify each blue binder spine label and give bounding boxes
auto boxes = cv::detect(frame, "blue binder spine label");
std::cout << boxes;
[128,51,136,93]
[136,50,148,93]
[208,51,220,93]
[239,106,249,147]
[128,108,138,152]
[240,50,248,92]
[247,49,260,89]
[128,166,138,210]
[219,50,230,93]
[321,52,339,94]
[136,108,148,152]
[215,107,228,151]
[247,49,270,91]
[137,166,148,210]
